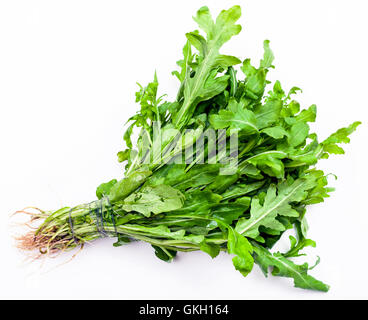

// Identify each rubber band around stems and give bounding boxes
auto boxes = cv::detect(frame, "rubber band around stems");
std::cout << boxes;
[88,202,104,238]
[88,198,118,239]
[68,198,119,244]
[98,199,108,237]
[105,197,118,238]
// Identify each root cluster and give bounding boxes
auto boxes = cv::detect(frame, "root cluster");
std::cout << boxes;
[13,207,75,258]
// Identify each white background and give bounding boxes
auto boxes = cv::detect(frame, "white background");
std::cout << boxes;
[0,0,367,299]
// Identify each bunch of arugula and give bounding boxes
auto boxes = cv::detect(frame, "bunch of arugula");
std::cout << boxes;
[20,6,360,292]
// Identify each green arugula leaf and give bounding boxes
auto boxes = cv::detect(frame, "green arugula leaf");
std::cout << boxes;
[168,190,221,216]
[241,40,275,100]
[173,5,242,129]
[172,40,193,83]
[227,227,254,277]
[211,202,249,225]
[246,151,287,178]
[113,234,131,247]
[96,179,117,200]
[295,104,317,123]
[321,121,361,158]
[117,149,130,163]
[235,177,315,238]
[288,121,310,147]
[122,185,185,217]
[152,245,177,262]
[253,244,329,292]
[222,181,265,200]
[254,99,282,129]
[302,169,335,205]
[200,241,221,258]
[209,98,258,134]
[109,170,152,202]
[171,164,220,191]
[283,233,316,258]
[260,40,274,68]
[261,126,288,139]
